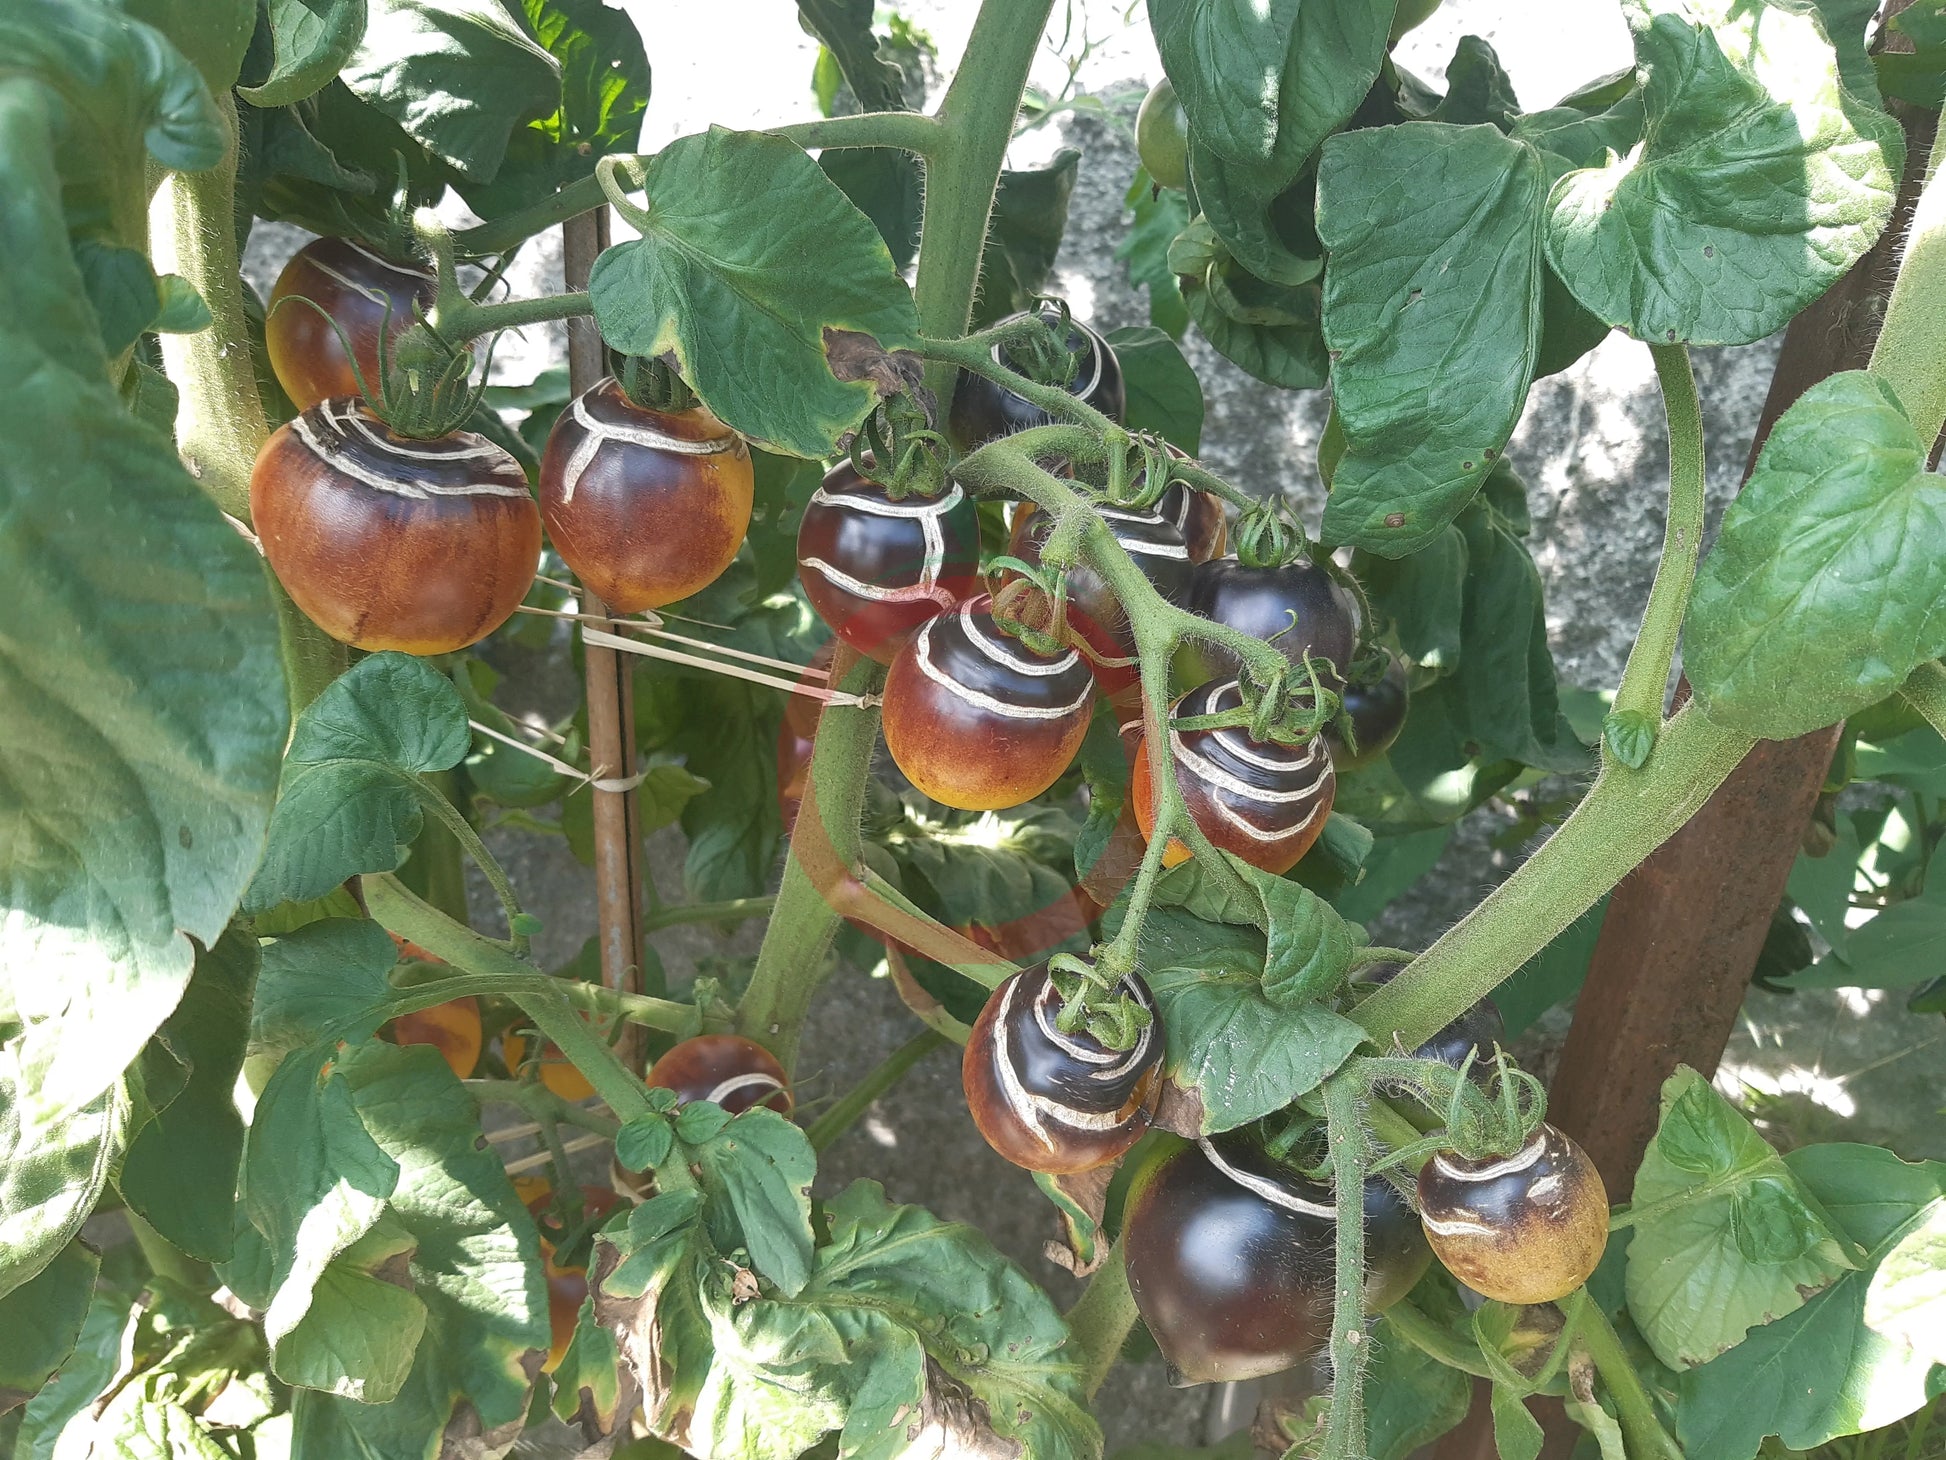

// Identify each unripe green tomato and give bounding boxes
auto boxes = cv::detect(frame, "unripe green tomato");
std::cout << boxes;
[1136,78,1190,191]
[1391,0,1443,41]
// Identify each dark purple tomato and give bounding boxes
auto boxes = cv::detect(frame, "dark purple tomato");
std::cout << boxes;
[961,962,1162,1174]
[1418,1124,1609,1304]
[1156,478,1228,564]
[948,307,1126,452]
[645,1035,792,1115]
[266,237,437,412]
[1130,680,1336,875]
[538,377,753,612]
[250,398,540,654]
[882,598,1096,810]
[796,461,981,664]
[1003,501,1193,696]
[1329,652,1410,769]
[1178,557,1360,688]
[1124,1135,1431,1385]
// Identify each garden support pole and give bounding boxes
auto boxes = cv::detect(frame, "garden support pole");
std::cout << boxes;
[565,207,655,1068]
[1548,98,1939,1204]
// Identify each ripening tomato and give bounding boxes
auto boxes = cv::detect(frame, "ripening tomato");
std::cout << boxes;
[387,998,482,1080]
[1418,1123,1609,1304]
[1329,652,1410,769]
[502,1028,598,1103]
[646,1035,793,1115]
[1136,78,1190,191]
[1177,556,1360,689]
[948,306,1126,451]
[538,377,753,612]
[250,398,541,654]
[266,237,438,411]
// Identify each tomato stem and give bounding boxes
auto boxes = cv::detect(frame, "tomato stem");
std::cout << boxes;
[641,896,776,932]
[1317,1072,1372,1460]
[1869,121,1946,450]
[1573,1294,1684,1460]
[1352,703,1753,1052]
[407,774,529,953]
[1065,1240,1137,1400]
[1608,344,1705,738]
[803,1030,948,1152]
[467,1080,622,1139]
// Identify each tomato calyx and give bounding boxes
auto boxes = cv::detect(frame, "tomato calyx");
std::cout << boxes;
[1045,950,1153,1053]
[1366,1047,1550,1170]
[1231,502,1306,570]
[849,396,951,501]
[986,558,1075,660]
[993,298,1085,391]
[616,351,700,413]
[1172,655,1340,747]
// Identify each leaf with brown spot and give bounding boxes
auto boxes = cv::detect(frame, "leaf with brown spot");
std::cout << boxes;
[823,327,924,397]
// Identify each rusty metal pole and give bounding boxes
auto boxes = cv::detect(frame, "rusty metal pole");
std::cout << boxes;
[562,208,651,1071]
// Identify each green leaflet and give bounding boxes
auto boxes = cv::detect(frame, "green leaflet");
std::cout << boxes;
[338,0,560,179]
[589,127,919,458]
[1317,122,1549,556]
[118,926,258,1262]
[241,0,368,107]
[1625,1069,1853,1370]
[971,150,1081,328]
[1545,0,1902,346]
[1107,325,1205,453]
[0,1,284,1297]
[1675,1143,1946,1460]
[245,653,472,912]
[599,1181,1100,1460]
[289,1043,549,1458]
[0,1241,98,1416]
[1686,372,1946,739]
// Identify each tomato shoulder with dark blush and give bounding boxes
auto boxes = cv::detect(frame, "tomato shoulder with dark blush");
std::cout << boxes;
[265,237,438,412]
[947,307,1126,452]
[1178,557,1360,688]
[646,1034,793,1116]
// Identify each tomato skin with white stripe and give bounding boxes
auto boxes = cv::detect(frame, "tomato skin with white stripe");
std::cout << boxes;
[946,307,1126,451]
[250,399,541,654]
[1417,1123,1609,1304]
[882,598,1096,810]
[961,962,1162,1174]
[1129,681,1336,874]
[266,237,437,412]
[646,1035,792,1115]
[538,378,753,613]
[796,462,980,663]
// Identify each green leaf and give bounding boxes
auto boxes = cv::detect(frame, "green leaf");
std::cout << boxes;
[671,679,785,902]
[1544,0,1902,346]
[10,1266,140,1453]
[1686,372,1946,739]
[1106,325,1205,453]
[1676,1144,1946,1460]
[1317,122,1549,557]
[1150,0,1392,172]
[250,916,400,1057]
[1116,176,1191,337]
[1137,908,1364,1132]
[241,0,368,107]
[690,1109,817,1298]
[118,925,257,1261]
[971,151,1081,329]
[72,239,161,356]
[153,273,211,333]
[242,1044,407,1397]
[1355,529,1467,675]
[1627,1069,1852,1370]
[1187,138,1324,288]
[1175,218,1327,389]
[0,1240,98,1415]
[1491,1384,1545,1460]
[616,1114,675,1172]
[603,1180,1099,1460]
[1253,868,1357,1006]
[1366,1314,1473,1460]
[338,0,560,179]
[1604,709,1657,768]
[797,0,906,112]
[245,652,470,912]
[1794,882,1946,991]
[0,1042,129,1305]
[1863,1201,1946,1367]
[589,127,919,458]
[290,1042,549,1454]
[821,148,923,273]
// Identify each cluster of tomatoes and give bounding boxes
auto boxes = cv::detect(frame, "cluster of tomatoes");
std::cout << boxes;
[253,237,756,655]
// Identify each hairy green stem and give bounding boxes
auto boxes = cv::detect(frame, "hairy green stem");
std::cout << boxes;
[1899,661,1946,739]
[1066,1242,1138,1399]
[410,777,527,951]
[1610,345,1706,731]
[643,896,775,932]
[1315,1074,1371,1460]
[466,1079,623,1138]
[737,658,885,1065]
[1575,1298,1682,1460]
[147,93,264,520]
[1382,1300,1495,1379]
[1353,702,1753,1053]
[1870,123,1946,450]
[805,1031,947,1151]
[365,874,672,1120]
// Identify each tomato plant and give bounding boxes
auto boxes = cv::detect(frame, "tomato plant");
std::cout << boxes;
[4,0,1946,1458]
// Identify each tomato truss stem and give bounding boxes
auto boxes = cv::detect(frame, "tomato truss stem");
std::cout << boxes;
[1317,1072,1372,1460]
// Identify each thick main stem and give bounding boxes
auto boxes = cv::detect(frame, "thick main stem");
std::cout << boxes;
[1353,704,1754,1051]
[148,94,265,521]
[1610,345,1706,729]
[1575,1299,1682,1460]
[1316,1075,1370,1460]
[1869,123,1946,449]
